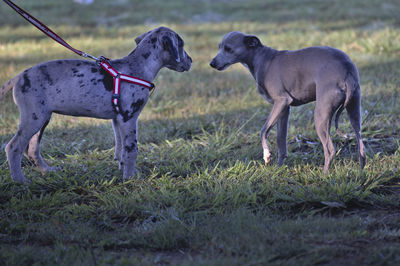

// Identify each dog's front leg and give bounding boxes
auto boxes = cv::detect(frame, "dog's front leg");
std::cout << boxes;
[118,118,139,180]
[112,118,123,169]
[261,99,291,165]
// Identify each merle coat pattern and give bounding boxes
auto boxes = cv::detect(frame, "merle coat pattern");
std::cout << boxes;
[1,27,192,183]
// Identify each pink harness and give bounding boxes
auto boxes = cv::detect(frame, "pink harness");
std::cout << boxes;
[98,58,155,113]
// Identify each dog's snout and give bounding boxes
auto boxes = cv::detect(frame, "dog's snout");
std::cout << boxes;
[210,58,217,68]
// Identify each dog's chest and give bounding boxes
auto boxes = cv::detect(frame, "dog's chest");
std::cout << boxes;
[256,82,273,103]
[118,86,149,122]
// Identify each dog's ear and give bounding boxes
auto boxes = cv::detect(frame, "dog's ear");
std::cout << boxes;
[162,36,180,62]
[135,31,151,45]
[243,35,262,49]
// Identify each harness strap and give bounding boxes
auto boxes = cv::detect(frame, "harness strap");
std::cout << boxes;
[98,58,155,114]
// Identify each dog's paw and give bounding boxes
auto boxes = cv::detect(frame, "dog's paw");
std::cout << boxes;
[277,155,287,166]
[11,175,30,184]
[48,166,62,172]
[39,166,61,175]
[122,168,138,180]
[263,149,271,165]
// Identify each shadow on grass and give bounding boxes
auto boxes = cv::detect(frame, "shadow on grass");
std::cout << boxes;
[1,104,398,182]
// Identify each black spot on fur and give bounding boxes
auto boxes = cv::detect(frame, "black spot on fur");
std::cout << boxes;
[72,68,79,74]
[151,38,157,43]
[99,68,113,92]
[77,73,84,77]
[21,72,31,93]
[132,99,144,113]
[40,100,45,105]
[91,67,98,73]
[56,88,61,94]
[32,113,38,120]
[122,98,145,122]
[76,63,81,66]
[57,61,63,65]
[39,66,54,85]
[124,142,136,153]
[142,52,151,59]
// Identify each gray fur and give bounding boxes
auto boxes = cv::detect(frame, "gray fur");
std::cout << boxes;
[210,31,366,171]
[1,27,192,183]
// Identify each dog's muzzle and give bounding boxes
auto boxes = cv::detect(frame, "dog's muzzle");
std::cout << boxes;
[210,58,218,69]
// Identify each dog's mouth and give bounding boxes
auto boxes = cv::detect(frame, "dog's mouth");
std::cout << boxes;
[167,64,190,72]
[216,63,230,71]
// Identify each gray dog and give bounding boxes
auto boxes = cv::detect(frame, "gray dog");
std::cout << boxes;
[210,31,366,171]
[1,26,192,183]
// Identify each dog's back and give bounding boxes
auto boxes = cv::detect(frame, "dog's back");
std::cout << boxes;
[267,46,359,107]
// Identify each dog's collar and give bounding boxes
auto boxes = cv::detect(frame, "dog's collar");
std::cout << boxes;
[97,57,155,114]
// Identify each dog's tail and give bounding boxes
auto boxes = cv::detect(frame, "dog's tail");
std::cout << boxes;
[334,71,359,138]
[0,75,18,100]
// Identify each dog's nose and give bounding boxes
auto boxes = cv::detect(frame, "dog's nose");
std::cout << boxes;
[210,59,217,68]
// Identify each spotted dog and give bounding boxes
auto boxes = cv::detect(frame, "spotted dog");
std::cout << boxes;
[210,31,366,171]
[1,26,192,183]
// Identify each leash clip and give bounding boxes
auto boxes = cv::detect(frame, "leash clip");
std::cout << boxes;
[96,55,110,66]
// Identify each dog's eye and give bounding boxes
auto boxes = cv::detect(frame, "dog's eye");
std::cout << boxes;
[224,46,232,53]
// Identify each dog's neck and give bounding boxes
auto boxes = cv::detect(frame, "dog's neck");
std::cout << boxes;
[241,46,278,80]
[117,45,164,82]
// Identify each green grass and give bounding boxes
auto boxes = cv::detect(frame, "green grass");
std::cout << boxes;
[1,0,400,265]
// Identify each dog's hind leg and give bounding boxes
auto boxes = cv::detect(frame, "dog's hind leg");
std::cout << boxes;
[261,98,291,165]
[6,111,51,183]
[314,87,345,171]
[346,89,366,169]
[23,116,59,174]
[112,118,124,169]
[314,107,335,172]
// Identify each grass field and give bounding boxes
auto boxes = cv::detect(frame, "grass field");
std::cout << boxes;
[1,0,400,265]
